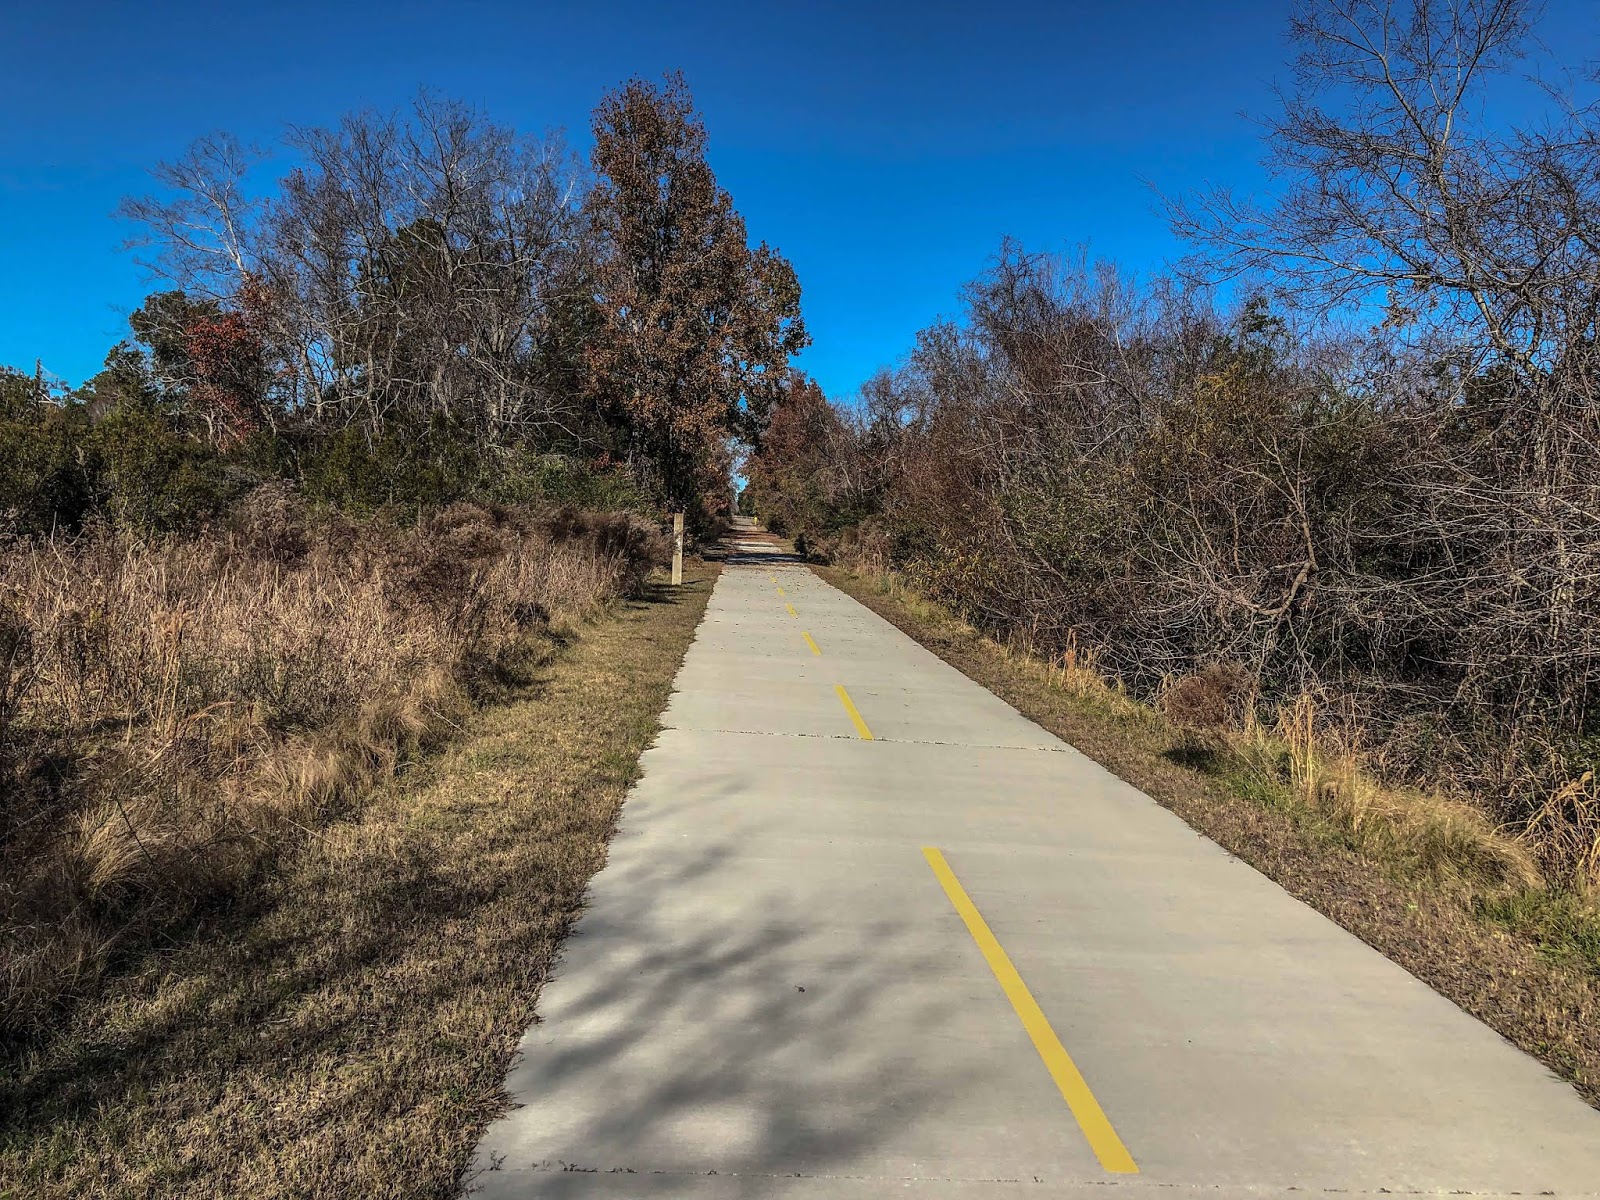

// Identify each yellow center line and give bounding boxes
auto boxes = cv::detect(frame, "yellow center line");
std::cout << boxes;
[833,684,874,740]
[776,586,787,597]
[921,847,1139,1175]
[785,603,798,618]
[802,631,821,656]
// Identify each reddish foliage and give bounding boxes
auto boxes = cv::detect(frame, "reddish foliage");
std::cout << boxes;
[183,311,266,446]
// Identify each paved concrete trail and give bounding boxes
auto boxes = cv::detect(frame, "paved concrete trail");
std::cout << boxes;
[470,521,1600,1198]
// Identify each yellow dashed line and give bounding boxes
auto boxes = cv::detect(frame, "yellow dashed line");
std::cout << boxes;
[786,603,797,618]
[802,631,821,656]
[921,848,1139,1175]
[833,684,874,740]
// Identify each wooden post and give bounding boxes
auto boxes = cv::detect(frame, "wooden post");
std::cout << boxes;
[671,512,684,586]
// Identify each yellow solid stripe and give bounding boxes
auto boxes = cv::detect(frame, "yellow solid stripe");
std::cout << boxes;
[802,631,821,656]
[833,684,874,740]
[921,847,1139,1175]
[786,603,798,618]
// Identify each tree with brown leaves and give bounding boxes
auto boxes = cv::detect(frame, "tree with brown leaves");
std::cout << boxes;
[586,73,807,517]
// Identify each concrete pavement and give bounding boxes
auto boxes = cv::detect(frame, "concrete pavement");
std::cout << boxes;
[468,522,1600,1197]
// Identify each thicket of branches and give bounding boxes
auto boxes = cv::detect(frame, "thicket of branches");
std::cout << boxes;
[747,0,1600,869]
[2,74,802,533]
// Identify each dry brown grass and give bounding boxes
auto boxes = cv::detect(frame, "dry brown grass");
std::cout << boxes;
[0,489,666,1046]
[1221,697,1545,894]
[1525,770,1600,896]
[0,555,715,1198]
[819,562,1600,1108]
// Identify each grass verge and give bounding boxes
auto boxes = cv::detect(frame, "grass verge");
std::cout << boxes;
[0,559,718,1199]
[816,564,1600,1108]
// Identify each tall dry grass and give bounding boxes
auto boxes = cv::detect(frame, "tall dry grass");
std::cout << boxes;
[859,560,1589,907]
[0,487,665,1043]
[1221,693,1547,895]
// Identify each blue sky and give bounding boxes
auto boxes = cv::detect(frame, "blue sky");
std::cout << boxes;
[2,0,1594,398]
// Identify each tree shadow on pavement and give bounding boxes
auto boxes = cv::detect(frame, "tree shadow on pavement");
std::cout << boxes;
[465,770,972,1199]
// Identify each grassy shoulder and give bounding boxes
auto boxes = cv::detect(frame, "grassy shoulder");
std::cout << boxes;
[0,559,718,1200]
[816,564,1600,1108]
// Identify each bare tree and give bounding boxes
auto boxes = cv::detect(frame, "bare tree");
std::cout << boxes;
[120,133,266,298]
[263,93,586,441]
[123,93,589,447]
[1169,0,1600,371]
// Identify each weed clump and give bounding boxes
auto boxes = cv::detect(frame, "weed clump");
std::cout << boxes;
[1161,663,1252,732]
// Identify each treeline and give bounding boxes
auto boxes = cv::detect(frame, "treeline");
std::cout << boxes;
[746,0,1600,876]
[2,74,803,534]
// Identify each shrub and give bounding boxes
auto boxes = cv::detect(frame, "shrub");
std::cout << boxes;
[0,404,98,535]
[489,451,657,515]
[296,419,485,513]
[90,404,246,531]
